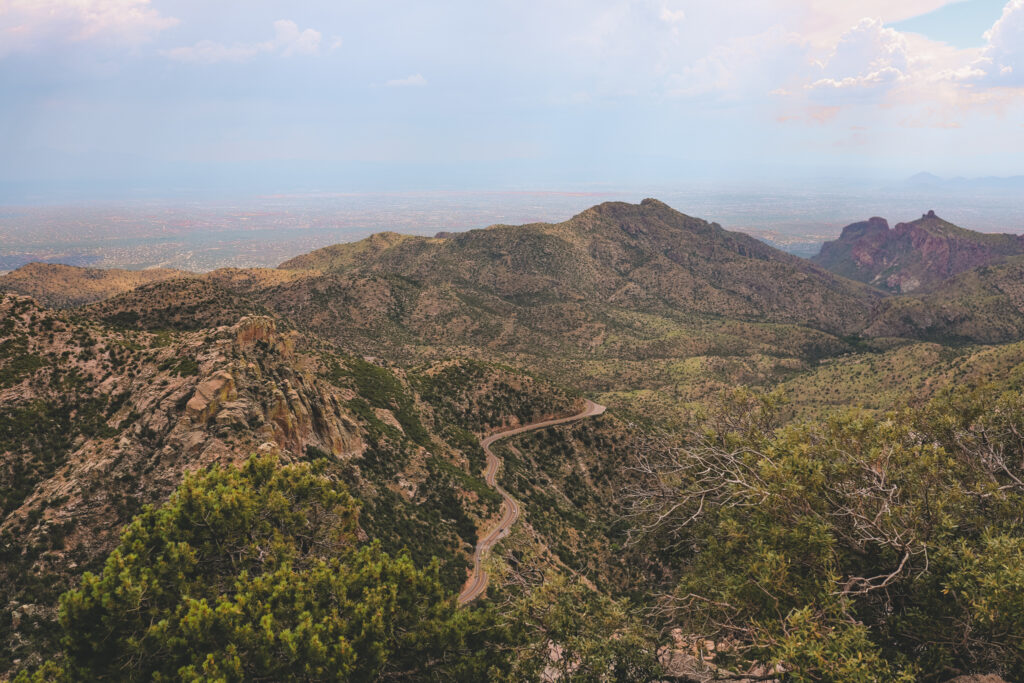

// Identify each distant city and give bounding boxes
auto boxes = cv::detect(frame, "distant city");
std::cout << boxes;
[2,178,1023,272]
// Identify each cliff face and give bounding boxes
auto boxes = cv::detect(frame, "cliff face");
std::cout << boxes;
[814,211,1024,293]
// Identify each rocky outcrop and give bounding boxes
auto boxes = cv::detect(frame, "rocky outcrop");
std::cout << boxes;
[815,212,1024,293]
[3,295,574,674]
[186,370,237,422]
[234,315,295,358]
[0,305,374,666]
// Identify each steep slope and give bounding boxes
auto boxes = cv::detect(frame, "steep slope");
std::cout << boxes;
[282,199,880,335]
[814,211,1024,293]
[246,200,879,406]
[0,293,578,671]
[0,262,192,308]
[82,278,273,330]
[864,255,1024,344]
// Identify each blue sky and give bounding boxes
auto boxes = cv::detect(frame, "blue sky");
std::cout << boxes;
[890,0,1010,46]
[2,0,1023,201]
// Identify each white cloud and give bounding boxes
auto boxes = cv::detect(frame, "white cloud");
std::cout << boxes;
[385,73,428,87]
[659,6,686,24]
[0,0,177,57]
[794,0,959,47]
[958,0,1024,86]
[655,4,958,105]
[808,18,909,98]
[271,19,321,57]
[164,19,322,64]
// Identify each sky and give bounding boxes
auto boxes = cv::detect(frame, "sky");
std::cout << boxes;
[2,0,1024,201]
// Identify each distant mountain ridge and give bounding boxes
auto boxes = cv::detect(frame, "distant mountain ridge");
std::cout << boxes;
[813,210,1024,293]
[0,262,192,308]
[280,198,880,336]
[11,199,1024,356]
[0,264,311,310]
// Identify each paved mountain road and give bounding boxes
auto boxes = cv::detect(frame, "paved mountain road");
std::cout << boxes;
[457,399,606,605]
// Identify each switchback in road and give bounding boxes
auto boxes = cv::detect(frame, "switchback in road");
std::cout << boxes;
[457,399,606,605]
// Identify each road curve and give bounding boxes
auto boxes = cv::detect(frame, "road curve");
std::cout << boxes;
[457,399,607,605]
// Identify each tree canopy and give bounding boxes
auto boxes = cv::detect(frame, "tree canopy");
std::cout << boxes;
[22,454,501,681]
[628,387,1024,681]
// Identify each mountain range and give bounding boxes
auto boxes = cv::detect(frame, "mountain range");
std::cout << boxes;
[4,198,1024,680]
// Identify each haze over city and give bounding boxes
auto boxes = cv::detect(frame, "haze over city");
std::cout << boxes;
[2,1,1024,270]
[3,0,1024,196]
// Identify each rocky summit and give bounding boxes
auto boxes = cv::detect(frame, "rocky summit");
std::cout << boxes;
[814,210,1024,293]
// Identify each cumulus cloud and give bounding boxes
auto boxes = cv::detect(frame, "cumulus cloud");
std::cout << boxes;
[164,20,322,64]
[808,18,909,99]
[957,0,1024,86]
[385,73,428,87]
[795,0,955,47]
[0,0,177,57]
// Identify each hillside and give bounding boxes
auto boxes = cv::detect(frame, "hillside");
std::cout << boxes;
[0,293,581,671]
[283,199,880,335]
[864,255,1024,343]
[60,200,875,417]
[814,211,1024,293]
[9,197,1024,679]
[259,200,879,401]
[82,278,274,331]
[0,263,192,308]
[279,232,431,272]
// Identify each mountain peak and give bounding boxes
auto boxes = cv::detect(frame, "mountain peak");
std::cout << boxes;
[640,197,670,209]
[575,198,675,220]
[838,217,890,241]
[815,213,1024,293]
[267,198,877,337]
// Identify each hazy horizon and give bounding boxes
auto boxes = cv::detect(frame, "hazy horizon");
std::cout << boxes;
[3,1,1024,204]
[3,180,1023,273]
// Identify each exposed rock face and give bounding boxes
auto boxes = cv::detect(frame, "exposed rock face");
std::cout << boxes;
[234,315,293,355]
[186,370,237,422]
[814,212,1024,293]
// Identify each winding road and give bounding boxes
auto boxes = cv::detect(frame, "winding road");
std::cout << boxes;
[457,399,607,605]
